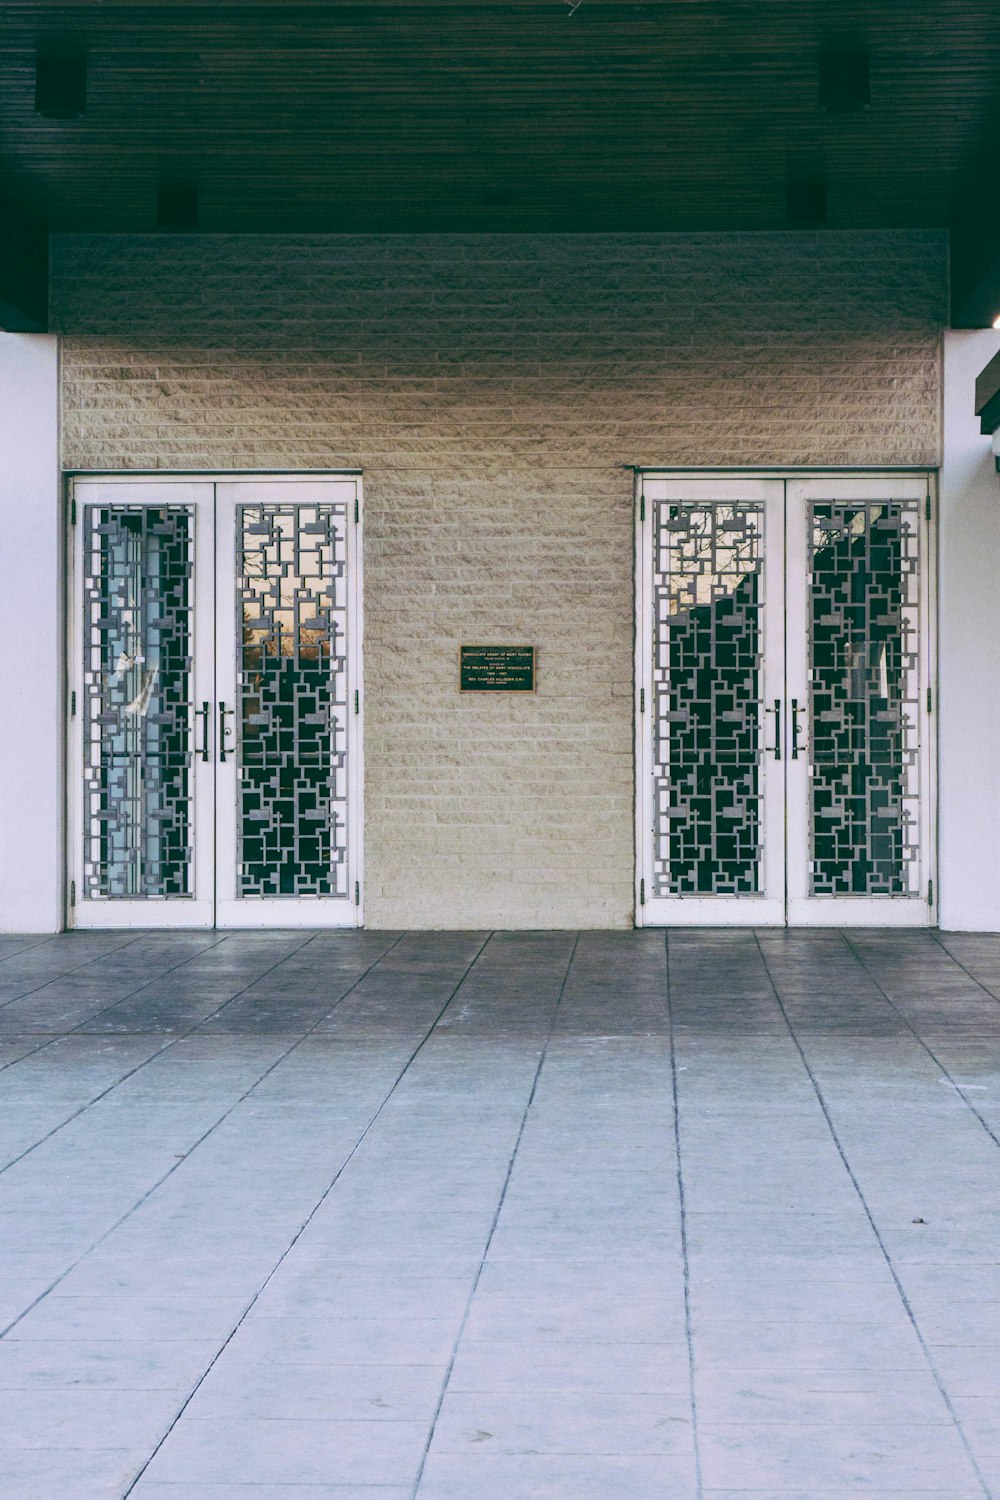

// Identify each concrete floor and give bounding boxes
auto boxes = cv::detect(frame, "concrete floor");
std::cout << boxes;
[0,928,998,1499]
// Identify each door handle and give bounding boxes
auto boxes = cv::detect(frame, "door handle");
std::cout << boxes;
[766,698,781,760]
[196,701,210,763]
[218,701,234,762]
[791,698,802,760]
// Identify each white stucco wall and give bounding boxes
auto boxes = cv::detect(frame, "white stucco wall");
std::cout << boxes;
[937,329,1000,932]
[0,334,62,932]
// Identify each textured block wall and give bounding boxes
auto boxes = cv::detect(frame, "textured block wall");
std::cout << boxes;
[51,231,947,928]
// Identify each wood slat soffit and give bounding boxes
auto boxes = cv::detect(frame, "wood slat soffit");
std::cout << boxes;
[1,2,1000,326]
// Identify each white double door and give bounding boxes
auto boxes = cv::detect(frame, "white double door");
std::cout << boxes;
[68,476,363,928]
[636,475,934,927]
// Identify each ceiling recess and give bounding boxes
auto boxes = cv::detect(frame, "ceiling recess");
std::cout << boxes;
[34,38,87,120]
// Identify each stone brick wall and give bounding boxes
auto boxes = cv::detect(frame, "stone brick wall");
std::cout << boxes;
[51,231,947,928]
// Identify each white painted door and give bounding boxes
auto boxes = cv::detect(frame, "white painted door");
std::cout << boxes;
[636,473,934,928]
[637,479,787,926]
[213,480,363,928]
[784,476,932,926]
[69,476,363,929]
[69,481,217,928]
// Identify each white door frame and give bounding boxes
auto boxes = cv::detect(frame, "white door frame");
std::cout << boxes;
[66,473,364,930]
[635,469,936,929]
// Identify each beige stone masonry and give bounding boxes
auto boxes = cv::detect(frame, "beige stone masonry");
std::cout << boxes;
[52,232,947,927]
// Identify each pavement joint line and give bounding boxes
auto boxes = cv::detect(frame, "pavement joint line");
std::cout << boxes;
[0,927,409,1343]
[0,930,152,1011]
[0,928,230,1030]
[931,931,1000,1005]
[753,929,994,1500]
[69,928,310,1025]
[0,925,329,1028]
[0,935,63,966]
[0,1033,183,1178]
[664,929,704,1500]
[0,931,320,1180]
[189,931,402,1033]
[0,932,242,1173]
[119,927,491,1498]
[178,932,363,1023]
[0,1032,75,1083]
[408,931,581,1500]
[0,925,402,1161]
[841,932,1000,1154]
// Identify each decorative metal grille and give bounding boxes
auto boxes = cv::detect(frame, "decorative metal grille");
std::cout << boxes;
[237,503,350,897]
[82,506,193,899]
[652,501,764,896]
[809,500,921,895]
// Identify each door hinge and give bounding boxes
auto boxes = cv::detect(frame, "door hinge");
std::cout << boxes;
[928,878,934,907]
[70,690,77,716]
[927,686,932,714]
[69,880,76,908]
[639,493,645,522]
[70,497,77,526]
[925,493,931,522]
[640,688,645,713]
[354,496,359,524]
[639,878,645,906]
[354,880,360,906]
[354,690,359,715]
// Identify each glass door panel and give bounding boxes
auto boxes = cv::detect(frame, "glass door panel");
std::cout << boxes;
[71,482,215,928]
[214,480,361,928]
[638,479,786,926]
[786,477,931,925]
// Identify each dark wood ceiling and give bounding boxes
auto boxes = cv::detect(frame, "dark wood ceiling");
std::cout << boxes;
[2,2,1000,323]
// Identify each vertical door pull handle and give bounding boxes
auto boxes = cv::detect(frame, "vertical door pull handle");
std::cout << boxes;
[766,699,781,760]
[197,701,210,763]
[791,699,801,760]
[218,702,233,762]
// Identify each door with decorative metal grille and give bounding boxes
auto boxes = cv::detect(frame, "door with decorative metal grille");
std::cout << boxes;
[68,476,363,929]
[635,474,934,928]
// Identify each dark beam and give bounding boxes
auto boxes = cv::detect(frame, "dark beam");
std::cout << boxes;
[0,209,48,332]
[951,180,1000,329]
[975,349,1000,435]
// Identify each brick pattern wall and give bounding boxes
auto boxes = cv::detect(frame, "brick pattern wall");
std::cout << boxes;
[51,232,947,928]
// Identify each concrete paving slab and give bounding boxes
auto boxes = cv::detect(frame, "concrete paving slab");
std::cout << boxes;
[0,928,995,1498]
[141,1414,429,1486]
[133,1487,410,1499]
[415,1451,699,1499]
[431,1389,694,1454]
[698,1420,980,1490]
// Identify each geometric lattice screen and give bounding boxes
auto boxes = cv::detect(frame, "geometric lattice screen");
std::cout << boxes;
[82,505,194,899]
[652,500,764,896]
[236,503,350,897]
[809,500,921,896]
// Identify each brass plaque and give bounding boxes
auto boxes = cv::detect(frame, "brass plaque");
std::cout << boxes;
[460,644,536,692]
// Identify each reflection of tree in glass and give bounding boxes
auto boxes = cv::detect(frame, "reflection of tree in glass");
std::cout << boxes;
[663,503,761,617]
[234,504,344,897]
[240,513,334,665]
